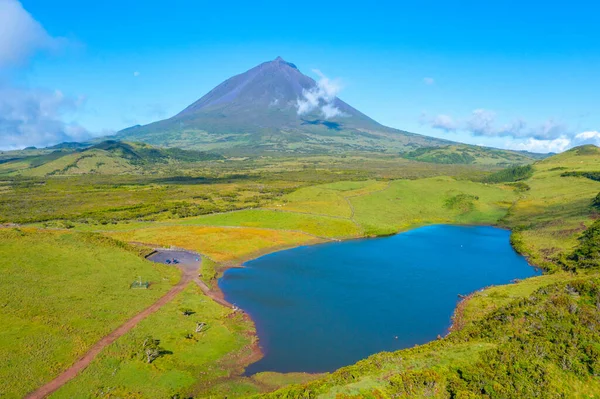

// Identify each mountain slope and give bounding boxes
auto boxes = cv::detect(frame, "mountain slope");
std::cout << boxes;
[400,144,547,166]
[0,141,222,176]
[113,57,452,154]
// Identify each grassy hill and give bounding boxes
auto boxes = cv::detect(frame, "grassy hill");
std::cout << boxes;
[0,140,223,177]
[0,229,180,398]
[0,140,542,180]
[400,144,545,166]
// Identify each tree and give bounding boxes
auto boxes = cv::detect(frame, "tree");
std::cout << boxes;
[180,308,194,316]
[195,322,207,333]
[592,192,600,209]
[142,336,163,364]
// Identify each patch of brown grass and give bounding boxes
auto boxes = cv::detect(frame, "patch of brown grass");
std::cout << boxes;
[108,225,322,264]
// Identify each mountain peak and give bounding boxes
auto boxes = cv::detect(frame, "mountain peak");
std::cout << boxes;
[272,56,298,70]
[115,58,452,154]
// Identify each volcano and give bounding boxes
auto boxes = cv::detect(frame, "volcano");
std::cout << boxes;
[114,57,450,154]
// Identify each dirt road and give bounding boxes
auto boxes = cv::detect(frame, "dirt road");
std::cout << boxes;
[24,254,199,399]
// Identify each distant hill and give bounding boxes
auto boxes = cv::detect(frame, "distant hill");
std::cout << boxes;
[0,141,222,177]
[112,57,455,154]
[400,145,547,166]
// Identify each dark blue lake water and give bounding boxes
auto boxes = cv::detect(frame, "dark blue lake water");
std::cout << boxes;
[219,225,539,374]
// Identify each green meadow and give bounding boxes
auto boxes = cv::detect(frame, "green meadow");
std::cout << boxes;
[1,147,600,398]
[0,229,179,398]
[51,284,255,399]
[350,176,516,235]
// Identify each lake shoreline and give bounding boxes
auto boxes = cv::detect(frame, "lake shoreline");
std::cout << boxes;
[216,222,541,377]
[22,220,544,394]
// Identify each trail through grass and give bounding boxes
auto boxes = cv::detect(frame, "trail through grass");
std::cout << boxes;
[0,229,179,398]
[51,284,255,399]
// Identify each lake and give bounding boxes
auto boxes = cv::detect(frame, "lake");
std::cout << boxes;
[219,225,540,374]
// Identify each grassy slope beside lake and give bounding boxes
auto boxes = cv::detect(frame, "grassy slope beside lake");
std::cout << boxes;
[350,176,515,235]
[108,225,323,264]
[50,284,256,399]
[0,229,180,398]
[252,147,600,398]
[507,145,600,270]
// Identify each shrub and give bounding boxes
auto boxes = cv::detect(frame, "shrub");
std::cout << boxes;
[483,164,534,183]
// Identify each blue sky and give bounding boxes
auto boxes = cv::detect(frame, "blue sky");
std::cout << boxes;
[1,0,599,152]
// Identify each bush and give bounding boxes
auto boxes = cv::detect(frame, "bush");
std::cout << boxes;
[592,192,600,209]
[445,193,478,213]
[564,220,600,269]
[483,164,534,183]
[506,182,530,192]
[561,171,600,182]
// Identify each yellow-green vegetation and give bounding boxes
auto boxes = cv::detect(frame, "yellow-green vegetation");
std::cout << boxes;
[251,147,600,398]
[9,149,137,177]
[400,144,543,165]
[267,185,353,218]
[266,179,389,219]
[0,141,223,177]
[200,256,220,286]
[108,225,322,264]
[350,177,515,235]
[2,146,600,398]
[51,284,254,399]
[58,209,361,239]
[453,272,570,330]
[0,175,298,224]
[200,372,323,398]
[0,229,180,398]
[505,145,600,270]
[176,209,361,238]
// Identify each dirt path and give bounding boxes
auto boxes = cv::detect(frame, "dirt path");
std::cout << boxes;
[24,261,198,399]
[194,276,233,308]
[340,180,393,233]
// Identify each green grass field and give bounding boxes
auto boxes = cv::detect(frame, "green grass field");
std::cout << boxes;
[504,146,600,270]
[108,225,322,264]
[2,147,600,398]
[51,284,255,399]
[350,176,515,235]
[0,229,180,398]
[174,209,361,238]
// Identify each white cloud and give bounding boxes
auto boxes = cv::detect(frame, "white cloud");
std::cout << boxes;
[296,69,345,119]
[0,0,62,67]
[420,109,599,153]
[0,86,94,150]
[133,71,140,77]
[321,103,344,119]
[423,77,435,85]
[430,114,458,132]
[465,109,497,136]
[502,131,600,154]
[573,130,600,142]
[568,130,600,148]
[0,1,95,150]
[507,137,572,153]
[424,109,570,140]
[531,119,568,140]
